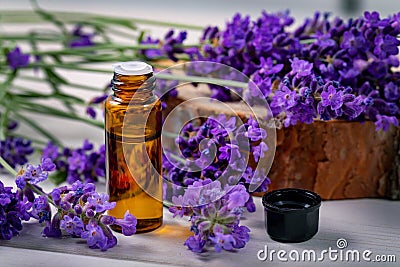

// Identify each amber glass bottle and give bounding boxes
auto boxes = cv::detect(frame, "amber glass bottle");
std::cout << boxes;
[105,61,163,233]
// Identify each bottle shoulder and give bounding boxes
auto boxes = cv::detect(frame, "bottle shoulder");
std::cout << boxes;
[105,94,161,109]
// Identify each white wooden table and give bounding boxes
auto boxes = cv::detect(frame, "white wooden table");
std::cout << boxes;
[1,172,399,267]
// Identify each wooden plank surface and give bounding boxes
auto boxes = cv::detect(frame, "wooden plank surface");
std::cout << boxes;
[1,185,399,266]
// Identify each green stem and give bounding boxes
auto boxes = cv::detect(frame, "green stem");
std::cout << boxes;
[0,34,65,42]
[12,111,63,146]
[14,99,104,128]
[24,63,250,89]
[11,85,86,105]
[0,10,204,30]
[7,132,49,145]
[29,43,198,56]
[0,72,104,92]
[0,156,18,176]
[27,183,56,206]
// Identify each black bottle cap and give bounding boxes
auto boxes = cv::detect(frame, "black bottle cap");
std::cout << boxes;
[262,188,321,243]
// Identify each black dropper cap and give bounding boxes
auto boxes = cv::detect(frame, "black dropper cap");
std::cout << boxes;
[262,188,321,243]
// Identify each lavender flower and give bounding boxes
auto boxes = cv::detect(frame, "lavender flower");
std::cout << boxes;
[170,181,252,253]
[5,157,137,251]
[209,232,236,252]
[184,235,206,253]
[375,115,399,131]
[141,10,400,131]
[81,221,109,250]
[140,30,188,62]
[60,215,84,236]
[68,25,95,48]
[6,47,30,70]
[140,36,163,59]
[163,115,270,196]
[113,210,137,236]
[0,137,34,169]
[42,140,105,185]
[87,192,116,213]
[15,158,55,189]
[162,30,188,62]
[0,181,32,240]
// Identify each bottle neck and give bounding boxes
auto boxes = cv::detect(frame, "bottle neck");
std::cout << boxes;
[111,72,156,103]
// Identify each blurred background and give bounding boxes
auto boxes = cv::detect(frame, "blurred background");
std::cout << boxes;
[2,1,400,35]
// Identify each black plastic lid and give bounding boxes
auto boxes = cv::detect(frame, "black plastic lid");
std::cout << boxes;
[262,188,322,243]
[262,188,321,214]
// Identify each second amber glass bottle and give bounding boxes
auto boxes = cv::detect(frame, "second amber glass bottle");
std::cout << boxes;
[105,61,163,233]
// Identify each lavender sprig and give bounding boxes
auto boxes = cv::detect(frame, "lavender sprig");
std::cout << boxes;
[169,180,251,253]
[163,114,270,253]
[42,140,105,185]
[0,156,137,251]
[163,114,271,198]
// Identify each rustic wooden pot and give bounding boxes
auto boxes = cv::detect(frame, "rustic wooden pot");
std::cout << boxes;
[164,84,400,200]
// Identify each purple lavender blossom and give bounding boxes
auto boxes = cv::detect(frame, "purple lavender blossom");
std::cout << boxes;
[42,142,59,161]
[170,180,252,253]
[375,115,399,131]
[320,85,344,110]
[43,140,106,185]
[290,58,313,78]
[86,106,97,119]
[231,225,250,249]
[140,36,163,59]
[209,232,236,252]
[86,192,116,213]
[383,82,400,101]
[41,157,56,172]
[60,215,84,237]
[90,94,109,104]
[6,47,30,70]
[0,181,32,240]
[114,210,137,236]
[252,142,268,162]
[184,235,206,253]
[0,137,34,169]
[81,221,109,250]
[162,30,187,62]
[244,116,267,142]
[2,157,137,250]
[15,158,55,189]
[169,195,192,218]
[68,25,95,48]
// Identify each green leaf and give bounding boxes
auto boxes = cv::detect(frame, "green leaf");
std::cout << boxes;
[31,0,68,36]
[43,67,68,85]
[0,70,17,102]
[91,16,136,30]
[13,112,63,146]
[137,30,146,44]
[15,99,104,129]
[0,108,9,140]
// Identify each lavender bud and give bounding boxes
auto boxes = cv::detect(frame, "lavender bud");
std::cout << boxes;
[74,204,83,215]
[86,208,95,218]
[60,201,71,211]
[100,215,116,225]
